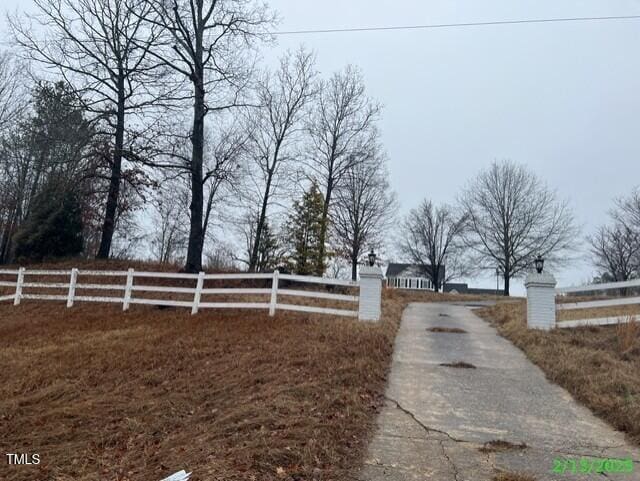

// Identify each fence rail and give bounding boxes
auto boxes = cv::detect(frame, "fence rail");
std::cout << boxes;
[555,278,640,328]
[0,268,360,318]
[556,278,640,295]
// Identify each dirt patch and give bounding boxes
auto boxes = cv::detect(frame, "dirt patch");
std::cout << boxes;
[427,326,467,333]
[476,301,640,446]
[0,284,407,481]
[439,361,476,369]
[493,472,536,481]
[479,440,527,453]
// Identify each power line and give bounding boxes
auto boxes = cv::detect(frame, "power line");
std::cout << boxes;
[272,14,640,35]
[1,14,639,45]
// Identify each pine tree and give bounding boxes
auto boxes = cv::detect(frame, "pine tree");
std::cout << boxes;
[0,81,94,263]
[287,182,325,275]
[13,181,84,261]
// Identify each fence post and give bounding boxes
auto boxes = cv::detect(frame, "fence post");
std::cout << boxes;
[67,268,78,308]
[191,271,205,315]
[525,271,557,330]
[14,267,25,306]
[123,268,134,311]
[358,265,383,322]
[269,270,279,316]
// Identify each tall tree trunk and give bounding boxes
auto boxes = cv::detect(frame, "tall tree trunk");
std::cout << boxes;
[97,76,125,259]
[185,68,206,273]
[430,262,440,293]
[0,226,10,263]
[202,184,217,242]
[318,177,334,276]
[0,211,18,263]
[503,272,510,296]
[249,174,272,272]
[350,239,359,281]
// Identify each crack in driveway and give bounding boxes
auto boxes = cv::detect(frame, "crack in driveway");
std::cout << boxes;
[387,396,639,455]
[384,395,468,443]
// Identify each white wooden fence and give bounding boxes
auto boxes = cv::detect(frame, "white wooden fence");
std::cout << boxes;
[555,278,640,328]
[0,268,362,318]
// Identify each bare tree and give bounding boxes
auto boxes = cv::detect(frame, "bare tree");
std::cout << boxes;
[244,49,316,272]
[204,242,236,271]
[150,180,189,264]
[589,188,640,282]
[460,160,578,296]
[11,0,167,259]
[400,200,468,292]
[202,122,247,242]
[237,211,282,272]
[0,52,30,262]
[0,129,32,262]
[332,154,397,281]
[142,0,273,272]
[144,116,248,260]
[588,223,640,282]
[617,188,640,229]
[0,51,28,130]
[307,65,381,274]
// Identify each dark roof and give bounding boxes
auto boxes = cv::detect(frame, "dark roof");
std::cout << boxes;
[386,263,445,279]
[386,263,417,277]
[443,283,468,293]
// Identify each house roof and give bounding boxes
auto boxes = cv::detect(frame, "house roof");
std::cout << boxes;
[386,263,445,279]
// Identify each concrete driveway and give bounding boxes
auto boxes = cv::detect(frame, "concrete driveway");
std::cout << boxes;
[357,303,640,481]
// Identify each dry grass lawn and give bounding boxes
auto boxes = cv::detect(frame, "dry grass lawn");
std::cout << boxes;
[0,297,403,481]
[0,260,493,481]
[476,301,640,446]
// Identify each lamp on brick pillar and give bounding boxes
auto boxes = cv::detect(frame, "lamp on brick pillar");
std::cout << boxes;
[525,255,556,330]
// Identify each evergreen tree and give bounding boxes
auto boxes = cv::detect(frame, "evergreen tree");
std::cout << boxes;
[26,81,94,192]
[0,81,94,263]
[13,181,84,261]
[287,182,325,275]
[255,220,281,272]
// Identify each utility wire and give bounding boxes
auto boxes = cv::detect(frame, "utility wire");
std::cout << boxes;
[1,14,639,45]
[272,14,640,35]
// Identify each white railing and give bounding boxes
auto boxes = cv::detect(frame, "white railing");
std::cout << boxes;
[386,276,432,290]
[555,278,640,328]
[0,268,360,318]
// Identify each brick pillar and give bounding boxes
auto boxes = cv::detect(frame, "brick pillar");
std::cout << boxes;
[525,272,557,330]
[358,265,383,322]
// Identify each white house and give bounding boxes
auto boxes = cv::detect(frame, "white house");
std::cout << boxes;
[385,263,445,290]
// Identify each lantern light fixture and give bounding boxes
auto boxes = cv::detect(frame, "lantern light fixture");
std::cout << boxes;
[368,249,376,267]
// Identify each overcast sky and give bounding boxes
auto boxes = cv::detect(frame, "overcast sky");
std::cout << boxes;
[263,0,640,291]
[3,0,640,292]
